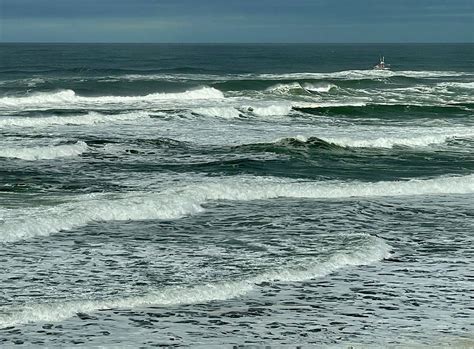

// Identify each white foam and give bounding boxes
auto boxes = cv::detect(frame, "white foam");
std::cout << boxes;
[293,101,368,109]
[193,106,241,119]
[252,236,390,284]
[0,111,149,128]
[438,82,474,90]
[246,103,293,117]
[121,73,229,82]
[0,235,390,327]
[26,78,46,87]
[265,82,336,94]
[2,174,473,243]
[0,282,253,327]
[0,141,88,160]
[256,70,469,80]
[0,90,76,107]
[286,131,474,148]
[266,82,303,94]
[0,87,224,109]
[323,134,468,148]
[302,82,336,93]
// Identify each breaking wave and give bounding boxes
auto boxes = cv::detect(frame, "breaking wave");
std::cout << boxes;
[0,111,149,128]
[192,106,242,119]
[0,87,224,108]
[323,134,463,148]
[438,82,474,89]
[284,133,473,149]
[266,82,303,94]
[2,174,473,243]
[0,141,88,160]
[0,235,390,327]
[245,103,293,117]
[266,82,336,94]
[302,82,337,93]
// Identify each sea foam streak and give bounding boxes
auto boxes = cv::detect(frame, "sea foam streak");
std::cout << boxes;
[0,87,224,108]
[0,141,88,160]
[1,174,473,243]
[0,111,149,128]
[0,235,390,327]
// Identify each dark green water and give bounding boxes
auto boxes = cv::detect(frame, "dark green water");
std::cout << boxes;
[0,44,473,348]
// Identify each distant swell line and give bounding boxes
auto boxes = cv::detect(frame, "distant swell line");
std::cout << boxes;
[1,174,473,243]
[120,70,471,81]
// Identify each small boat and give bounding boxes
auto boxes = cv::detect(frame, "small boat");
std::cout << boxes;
[373,56,390,70]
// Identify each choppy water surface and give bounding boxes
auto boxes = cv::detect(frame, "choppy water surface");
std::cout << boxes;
[0,44,473,348]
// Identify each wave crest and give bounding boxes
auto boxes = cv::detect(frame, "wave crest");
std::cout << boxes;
[0,87,224,108]
[0,111,149,128]
[2,174,473,243]
[0,141,88,160]
[245,103,293,117]
[192,106,241,119]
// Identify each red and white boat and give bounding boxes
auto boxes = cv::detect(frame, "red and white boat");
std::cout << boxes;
[373,56,390,70]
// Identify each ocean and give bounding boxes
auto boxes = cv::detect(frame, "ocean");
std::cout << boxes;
[0,43,473,348]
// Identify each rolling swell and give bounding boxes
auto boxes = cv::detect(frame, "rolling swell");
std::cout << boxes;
[294,103,473,118]
[235,136,347,153]
[233,133,473,152]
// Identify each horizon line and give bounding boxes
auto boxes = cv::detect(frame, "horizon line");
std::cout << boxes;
[1,41,473,45]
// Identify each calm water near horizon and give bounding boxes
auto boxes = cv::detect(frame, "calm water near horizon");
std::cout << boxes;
[0,44,473,348]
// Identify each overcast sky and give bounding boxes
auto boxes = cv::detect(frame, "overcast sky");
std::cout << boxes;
[1,0,473,43]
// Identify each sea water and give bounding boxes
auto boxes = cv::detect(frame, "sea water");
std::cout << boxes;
[0,44,473,348]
